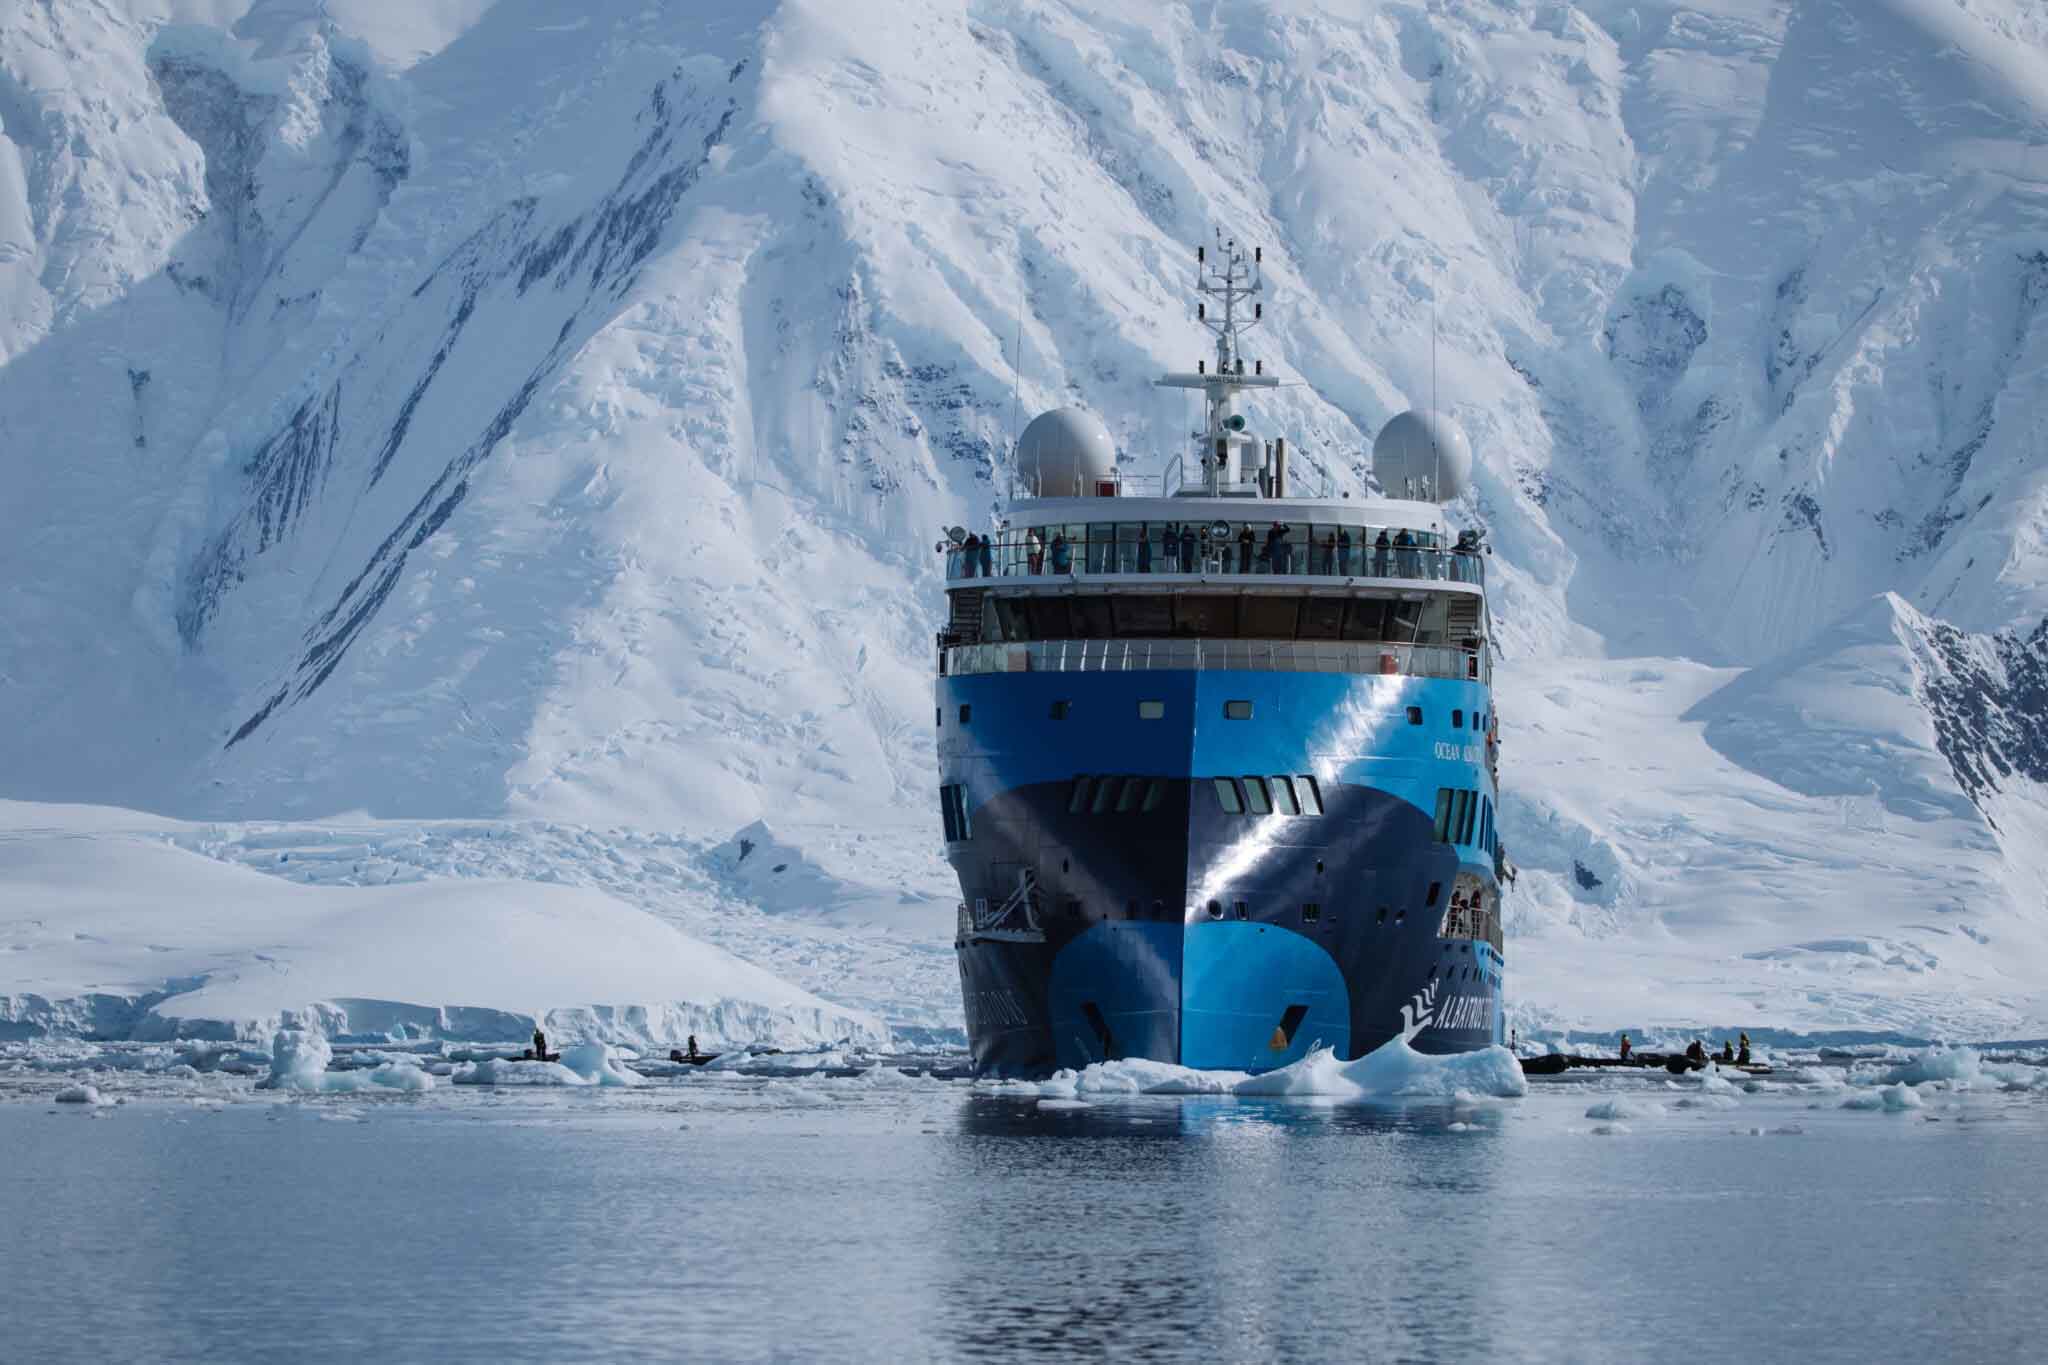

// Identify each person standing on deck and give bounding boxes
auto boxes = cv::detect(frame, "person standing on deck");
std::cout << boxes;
[1050,532,1071,574]
[1618,1033,1632,1062]
[1027,528,1044,575]
[1738,1032,1752,1065]
[1137,524,1153,574]
[960,532,981,578]
[1337,527,1353,575]
[1237,524,1256,574]
[1395,528,1418,578]
[1181,524,1197,571]
[1374,529,1392,577]
[977,533,992,578]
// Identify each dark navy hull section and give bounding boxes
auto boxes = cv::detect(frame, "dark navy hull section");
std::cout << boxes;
[942,668,1504,1077]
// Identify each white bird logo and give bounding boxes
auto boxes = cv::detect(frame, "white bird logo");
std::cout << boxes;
[1398,979,1440,1043]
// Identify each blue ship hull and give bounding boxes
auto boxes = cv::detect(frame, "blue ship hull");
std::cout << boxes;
[939,667,1503,1077]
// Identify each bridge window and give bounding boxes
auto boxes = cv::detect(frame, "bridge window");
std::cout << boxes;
[1234,900,1249,921]
[1142,779,1166,813]
[1115,778,1144,814]
[1223,699,1253,720]
[1207,899,1224,919]
[1068,777,1094,814]
[1271,776,1301,816]
[1298,775,1323,815]
[1433,789,1454,842]
[1243,777,1272,815]
[1213,777,1244,814]
[1137,700,1165,720]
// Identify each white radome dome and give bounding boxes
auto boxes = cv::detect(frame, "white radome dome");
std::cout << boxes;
[1017,407,1116,497]
[1372,410,1473,502]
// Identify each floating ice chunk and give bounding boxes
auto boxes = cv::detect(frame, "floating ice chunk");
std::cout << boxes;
[258,1030,435,1092]
[1075,1059,1245,1095]
[1236,1040,1528,1100]
[54,1083,107,1105]
[452,1042,642,1087]
[1673,1094,1739,1111]
[1585,1098,1664,1120]
[1884,1048,1981,1087]
[258,1030,336,1091]
[1841,1083,1923,1111]
[1588,1123,1632,1136]
[983,1038,1527,1101]
[1037,1098,1091,1110]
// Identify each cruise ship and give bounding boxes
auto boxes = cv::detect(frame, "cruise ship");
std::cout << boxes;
[936,237,1506,1076]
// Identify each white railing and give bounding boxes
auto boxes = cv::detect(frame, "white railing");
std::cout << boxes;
[943,638,1485,682]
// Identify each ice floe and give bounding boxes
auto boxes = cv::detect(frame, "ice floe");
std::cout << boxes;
[257,1030,436,1093]
[452,1043,644,1087]
[983,1039,1527,1102]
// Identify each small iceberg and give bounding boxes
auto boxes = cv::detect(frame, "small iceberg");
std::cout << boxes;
[258,1030,436,1094]
[452,1042,644,1087]
[985,1037,1527,1101]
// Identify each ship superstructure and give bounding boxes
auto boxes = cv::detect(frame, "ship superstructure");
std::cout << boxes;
[937,236,1505,1075]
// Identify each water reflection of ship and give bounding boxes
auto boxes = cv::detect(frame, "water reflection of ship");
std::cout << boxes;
[938,233,1510,1077]
[926,1093,1513,1359]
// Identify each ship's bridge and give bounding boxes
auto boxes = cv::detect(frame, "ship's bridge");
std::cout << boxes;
[939,495,1491,686]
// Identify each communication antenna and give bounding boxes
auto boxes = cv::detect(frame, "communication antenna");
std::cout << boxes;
[1011,251,1025,498]
[1431,298,1441,501]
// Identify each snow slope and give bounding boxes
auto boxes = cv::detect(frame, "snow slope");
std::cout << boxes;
[0,803,882,1047]
[2,0,2045,1040]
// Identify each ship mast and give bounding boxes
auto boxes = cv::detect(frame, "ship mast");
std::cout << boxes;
[1155,231,1282,496]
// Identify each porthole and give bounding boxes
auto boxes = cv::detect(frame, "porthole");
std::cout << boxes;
[1223,700,1253,720]
[1407,706,1423,725]
[1453,709,1464,729]
[958,703,972,723]
[1233,900,1249,921]
[1207,899,1224,920]
[1137,699,1165,720]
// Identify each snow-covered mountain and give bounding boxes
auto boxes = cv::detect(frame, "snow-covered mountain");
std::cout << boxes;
[3,0,2045,1040]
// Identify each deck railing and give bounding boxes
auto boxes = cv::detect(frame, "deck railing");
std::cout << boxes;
[942,638,1485,682]
[945,530,1483,587]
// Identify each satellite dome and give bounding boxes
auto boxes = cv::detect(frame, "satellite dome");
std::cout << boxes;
[1017,407,1116,497]
[1372,410,1473,502]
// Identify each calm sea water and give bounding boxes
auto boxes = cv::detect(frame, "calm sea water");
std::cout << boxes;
[3,1072,2044,1363]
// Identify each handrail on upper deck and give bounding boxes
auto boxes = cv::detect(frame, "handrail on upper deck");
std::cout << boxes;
[943,531,1484,587]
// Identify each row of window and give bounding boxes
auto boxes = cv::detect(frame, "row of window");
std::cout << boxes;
[1212,774,1325,816]
[1432,788,1497,855]
[941,699,1490,736]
